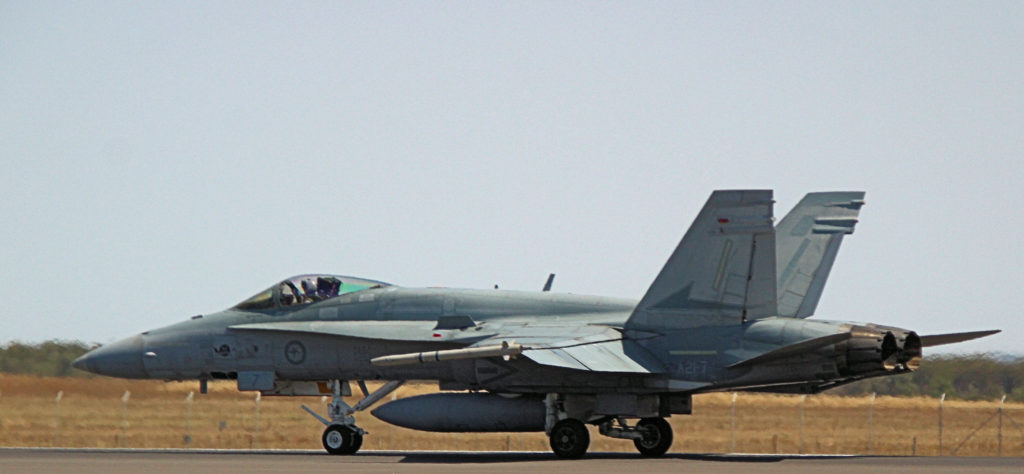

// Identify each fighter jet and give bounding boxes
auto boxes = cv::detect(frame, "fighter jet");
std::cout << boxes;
[73,190,998,458]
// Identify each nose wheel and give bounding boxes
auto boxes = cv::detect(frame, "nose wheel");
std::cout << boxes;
[322,424,363,455]
[302,379,405,455]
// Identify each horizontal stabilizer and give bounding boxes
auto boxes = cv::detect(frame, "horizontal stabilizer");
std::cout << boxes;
[728,332,852,369]
[919,330,1000,347]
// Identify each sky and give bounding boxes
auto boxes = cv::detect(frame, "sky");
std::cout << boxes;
[1,2,1022,354]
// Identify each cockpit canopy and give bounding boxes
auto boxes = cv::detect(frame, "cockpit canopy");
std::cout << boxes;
[233,274,391,311]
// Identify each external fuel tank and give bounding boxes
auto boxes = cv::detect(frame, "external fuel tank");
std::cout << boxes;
[371,392,546,432]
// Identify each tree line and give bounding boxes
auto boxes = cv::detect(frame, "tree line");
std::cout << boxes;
[2,340,1022,401]
[0,340,95,378]
[832,354,1024,401]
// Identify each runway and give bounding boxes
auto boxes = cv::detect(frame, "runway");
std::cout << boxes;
[1,448,1021,473]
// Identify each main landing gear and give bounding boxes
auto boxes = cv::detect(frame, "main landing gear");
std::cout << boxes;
[302,379,405,455]
[544,394,674,459]
[632,418,673,457]
[548,417,674,459]
[549,418,590,459]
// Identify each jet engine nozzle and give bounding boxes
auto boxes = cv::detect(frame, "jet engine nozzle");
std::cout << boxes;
[875,326,923,371]
[839,325,922,377]
[842,328,896,374]
[896,331,922,371]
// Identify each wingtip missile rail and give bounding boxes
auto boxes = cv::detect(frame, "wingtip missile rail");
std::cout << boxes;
[370,341,524,367]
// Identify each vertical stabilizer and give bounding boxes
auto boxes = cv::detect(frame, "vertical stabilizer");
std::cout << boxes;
[776,192,865,318]
[626,190,776,330]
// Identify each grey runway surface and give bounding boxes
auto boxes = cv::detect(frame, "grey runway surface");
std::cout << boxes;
[1,449,1021,473]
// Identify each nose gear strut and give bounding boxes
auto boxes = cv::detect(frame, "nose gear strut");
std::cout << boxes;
[302,379,405,455]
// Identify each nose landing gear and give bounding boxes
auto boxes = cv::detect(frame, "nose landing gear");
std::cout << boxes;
[302,379,405,455]
[322,424,363,455]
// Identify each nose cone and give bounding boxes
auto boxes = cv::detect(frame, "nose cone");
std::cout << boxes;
[72,335,147,378]
[70,353,88,371]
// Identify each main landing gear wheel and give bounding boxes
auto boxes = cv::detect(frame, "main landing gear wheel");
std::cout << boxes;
[549,419,590,459]
[322,425,363,455]
[633,417,673,457]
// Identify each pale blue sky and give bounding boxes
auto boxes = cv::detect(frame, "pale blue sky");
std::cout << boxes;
[2,2,1021,354]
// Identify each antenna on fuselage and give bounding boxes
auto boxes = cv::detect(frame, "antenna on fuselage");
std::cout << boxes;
[542,273,555,292]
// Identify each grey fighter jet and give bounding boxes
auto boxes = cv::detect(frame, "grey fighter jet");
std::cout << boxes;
[73,190,998,458]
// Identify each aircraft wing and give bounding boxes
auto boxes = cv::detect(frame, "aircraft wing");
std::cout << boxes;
[473,323,666,374]
[233,319,666,374]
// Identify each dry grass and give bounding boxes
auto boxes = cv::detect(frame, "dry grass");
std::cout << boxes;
[2,374,1022,456]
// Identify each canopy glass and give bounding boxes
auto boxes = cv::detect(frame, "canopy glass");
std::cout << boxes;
[233,275,390,311]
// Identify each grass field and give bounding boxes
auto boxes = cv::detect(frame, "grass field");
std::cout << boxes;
[1,374,1022,456]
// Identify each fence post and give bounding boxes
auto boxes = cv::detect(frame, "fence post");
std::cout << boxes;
[185,391,194,448]
[253,392,261,449]
[798,394,807,454]
[867,392,876,454]
[54,391,63,447]
[120,391,130,447]
[938,393,945,455]
[389,390,398,450]
[998,394,1006,457]
[729,392,738,452]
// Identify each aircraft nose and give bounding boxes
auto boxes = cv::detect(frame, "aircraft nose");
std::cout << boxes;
[72,334,147,378]
[70,353,88,371]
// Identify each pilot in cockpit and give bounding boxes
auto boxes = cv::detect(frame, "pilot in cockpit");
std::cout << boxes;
[301,278,320,303]
[317,276,341,299]
[279,281,299,306]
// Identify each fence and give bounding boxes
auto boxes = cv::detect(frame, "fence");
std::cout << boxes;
[720,391,1024,456]
[0,377,1022,455]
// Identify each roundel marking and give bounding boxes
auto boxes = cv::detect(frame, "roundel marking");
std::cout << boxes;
[285,340,307,365]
